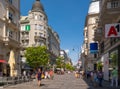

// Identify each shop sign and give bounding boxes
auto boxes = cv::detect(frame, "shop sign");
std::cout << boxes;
[105,23,120,38]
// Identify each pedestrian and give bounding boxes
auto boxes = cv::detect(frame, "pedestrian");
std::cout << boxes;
[93,70,98,87]
[49,69,54,80]
[90,71,94,85]
[36,68,42,87]
[111,67,118,87]
[97,70,103,87]
[45,70,49,79]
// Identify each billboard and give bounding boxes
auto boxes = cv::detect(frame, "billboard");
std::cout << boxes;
[105,23,120,38]
[90,43,98,54]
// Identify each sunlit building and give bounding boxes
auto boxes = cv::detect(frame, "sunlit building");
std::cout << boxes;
[20,0,60,70]
[82,0,100,71]
[0,0,20,76]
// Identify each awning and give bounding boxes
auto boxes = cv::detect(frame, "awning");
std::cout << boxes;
[0,60,7,64]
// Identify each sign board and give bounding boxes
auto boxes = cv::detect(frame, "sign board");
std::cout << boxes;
[90,43,98,54]
[105,23,120,38]
[21,25,30,31]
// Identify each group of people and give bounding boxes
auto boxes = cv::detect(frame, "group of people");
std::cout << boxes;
[90,70,103,87]
[36,68,54,87]
[86,67,118,87]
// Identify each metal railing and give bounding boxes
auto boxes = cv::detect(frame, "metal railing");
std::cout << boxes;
[0,76,32,87]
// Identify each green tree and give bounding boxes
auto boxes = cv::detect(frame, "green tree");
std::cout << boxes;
[56,57,64,68]
[25,46,49,69]
[110,53,118,67]
[65,63,75,71]
[97,61,103,71]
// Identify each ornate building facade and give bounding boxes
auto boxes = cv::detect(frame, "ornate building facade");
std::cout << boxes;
[0,0,20,76]
[20,0,60,70]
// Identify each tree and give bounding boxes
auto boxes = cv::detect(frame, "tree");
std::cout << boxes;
[97,61,103,71]
[56,56,64,68]
[110,52,118,67]
[25,46,49,69]
[65,63,75,71]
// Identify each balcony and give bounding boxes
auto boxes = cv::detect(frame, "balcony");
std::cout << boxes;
[21,36,29,40]
[34,35,46,41]
[3,36,20,48]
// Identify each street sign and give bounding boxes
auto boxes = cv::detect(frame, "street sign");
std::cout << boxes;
[90,43,98,54]
[105,23,120,38]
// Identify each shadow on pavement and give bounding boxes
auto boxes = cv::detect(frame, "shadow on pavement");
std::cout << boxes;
[40,83,45,86]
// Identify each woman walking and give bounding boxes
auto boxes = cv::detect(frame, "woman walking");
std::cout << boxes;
[36,68,42,87]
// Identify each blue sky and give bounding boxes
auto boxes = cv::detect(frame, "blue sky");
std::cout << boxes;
[20,0,91,65]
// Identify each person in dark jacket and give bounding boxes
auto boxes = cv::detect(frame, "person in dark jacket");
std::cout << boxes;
[36,68,42,87]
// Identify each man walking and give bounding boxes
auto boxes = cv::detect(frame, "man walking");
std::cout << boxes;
[111,67,118,87]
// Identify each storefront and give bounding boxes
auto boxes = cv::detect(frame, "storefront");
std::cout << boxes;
[0,59,10,76]
[109,46,120,84]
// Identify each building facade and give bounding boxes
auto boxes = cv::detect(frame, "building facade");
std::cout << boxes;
[95,0,120,82]
[20,0,60,70]
[82,0,100,71]
[0,0,20,76]
[48,26,60,65]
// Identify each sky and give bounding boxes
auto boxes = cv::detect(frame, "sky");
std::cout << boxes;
[20,0,91,65]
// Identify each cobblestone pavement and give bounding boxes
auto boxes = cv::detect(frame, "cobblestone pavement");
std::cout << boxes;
[2,73,120,89]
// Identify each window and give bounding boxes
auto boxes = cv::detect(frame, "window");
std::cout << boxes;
[35,32,37,36]
[94,54,97,58]
[21,25,25,31]
[35,24,37,30]
[40,15,43,20]
[35,15,38,20]
[86,43,88,48]
[35,24,44,30]
[111,1,119,8]
[9,12,13,21]
[107,1,120,9]
[8,30,13,38]
[9,0,12,4]
[100,42,104,53]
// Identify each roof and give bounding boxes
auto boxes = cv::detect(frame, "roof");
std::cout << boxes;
[31,0,44,12]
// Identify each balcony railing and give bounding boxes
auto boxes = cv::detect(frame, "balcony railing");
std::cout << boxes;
[34,35,46,40]
[3,36,20,47]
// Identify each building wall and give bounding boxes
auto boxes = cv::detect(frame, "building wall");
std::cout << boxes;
[48,27,60,57]
[82,0,100,71]
[95,0,120,82]
[0,0,20,76]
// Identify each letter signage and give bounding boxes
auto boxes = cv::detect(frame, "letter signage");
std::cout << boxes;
[105,23,120,38]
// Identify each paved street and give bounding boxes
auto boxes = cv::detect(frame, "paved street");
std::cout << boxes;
[3,73,120,89]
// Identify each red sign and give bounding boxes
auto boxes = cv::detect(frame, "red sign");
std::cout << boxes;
[105,23,120,38]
